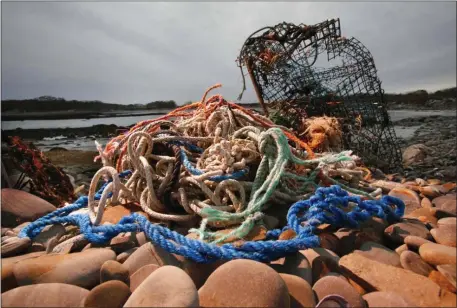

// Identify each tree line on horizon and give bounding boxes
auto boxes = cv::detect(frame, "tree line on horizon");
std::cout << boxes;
[2,87,455,113]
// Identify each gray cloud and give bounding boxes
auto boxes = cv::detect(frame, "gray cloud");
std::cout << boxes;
[2,2,456,104]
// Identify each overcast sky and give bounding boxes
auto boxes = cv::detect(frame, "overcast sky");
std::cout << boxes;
[2,2,456,105]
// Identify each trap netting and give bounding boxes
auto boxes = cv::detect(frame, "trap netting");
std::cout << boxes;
[237,18,402,173]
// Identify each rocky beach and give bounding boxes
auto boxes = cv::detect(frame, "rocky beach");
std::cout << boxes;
[1,93,456,308]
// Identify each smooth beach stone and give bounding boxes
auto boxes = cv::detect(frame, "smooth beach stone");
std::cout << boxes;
[395,244,409,255]
[432,194,456,216]
[404,207,438,225]
[270,252,312,285]
[1,251,46,293]
[1,188,57,228]
[362,291,415,307]
[13,248,116,289]
[429,270,457,293]
[100,204,149,225]
[83,280,131,308]
[2,283,89,307]
[100,260,130,285]
[431,226,456,247]
[199,259,289,307]
[1,237,31,257]
[30,224,66,252]
[339,253,457,307]
[384,220,432,245]
[354,241,401,267]
[437,264,457,289]
[312,275,365,308]
[52,234,89,254]
[124,266,198,307]
[1,228,12,236]
[12,222,31,235]
[438,217,457,228]
[279,273,316,308]
[109,233,137,254]
[300,248,340,284]
[130,264,159,292]
[388,187,421,215]
[180,258,226,289]
[333,229,358,255]
[400,251,433,276]
[419,242,457,266]
[116,247,138,263]
[123,242,181,275]
[404,235,433,250]
[318,233,340,253]
[421,197,433,208]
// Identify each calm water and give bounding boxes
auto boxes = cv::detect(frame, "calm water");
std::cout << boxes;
[2,109,454,152]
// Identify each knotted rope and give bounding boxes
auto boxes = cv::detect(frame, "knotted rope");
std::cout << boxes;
[18,185,404,263]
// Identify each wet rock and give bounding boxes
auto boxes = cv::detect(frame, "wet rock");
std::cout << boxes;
[384,220,432,245]
[83,280,131,308]
[123,242,181,275]
[429,270,457,293]
[116,247,137,263]
[52,234,89,254]
[312,275,365,308]
[419,242,456,265]
[404,235,433,250]
[432,194,456,216]
[437,264,457,289]
[270,252,312,285]
[362,291,415,307]
[125,266,198,307]
[100,260,129,285]
[318,233,340,252]
[279,273,316,308]
[1,237,31,257]
[30,224,66,252]
[1,227,11,236]
[339,253,456,307]
[199,259,289,307]
[1,188,56,228]
[130,264,159,292]
[403,144,431,166]
[388,187,421,215]
[355,242,401,267]
[13,248,115,289]
[395,244,409,255]
[400,251,433,276]
[1,283,89,307]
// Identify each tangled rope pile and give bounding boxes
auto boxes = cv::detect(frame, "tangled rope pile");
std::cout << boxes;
[15,85,405,263]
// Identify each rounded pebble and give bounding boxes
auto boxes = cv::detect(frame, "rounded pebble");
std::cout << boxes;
[355,242,401,267]
[129,264,159,292]
[429,270,457,293]
[388,187,421,215]
[279,273,316,308]
[100,260,130,285]
[431,226,456,247]
[312,275,366,308]
[437,264,457,289]
[404,235,433,250]
[432,194,456,216]
[419,242,456,266]
[270,252,312,285]
[199,259,289,307]
[2,283,89,307]
[123,242,181,275]
[400,250,433,276]
[1,237,31,258]
[13,248,116,289]
[83,280,131,308]
[384,220,432,245]
[362,291,415,307]
[124,265,198,307]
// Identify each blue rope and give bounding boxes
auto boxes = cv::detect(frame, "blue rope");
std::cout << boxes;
[18,185,404,264]
[179,149,249,182]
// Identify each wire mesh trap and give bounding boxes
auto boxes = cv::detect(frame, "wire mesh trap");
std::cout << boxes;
[237,18,403,173]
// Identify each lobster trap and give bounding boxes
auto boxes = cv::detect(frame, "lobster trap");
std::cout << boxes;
[237,18,402,173]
